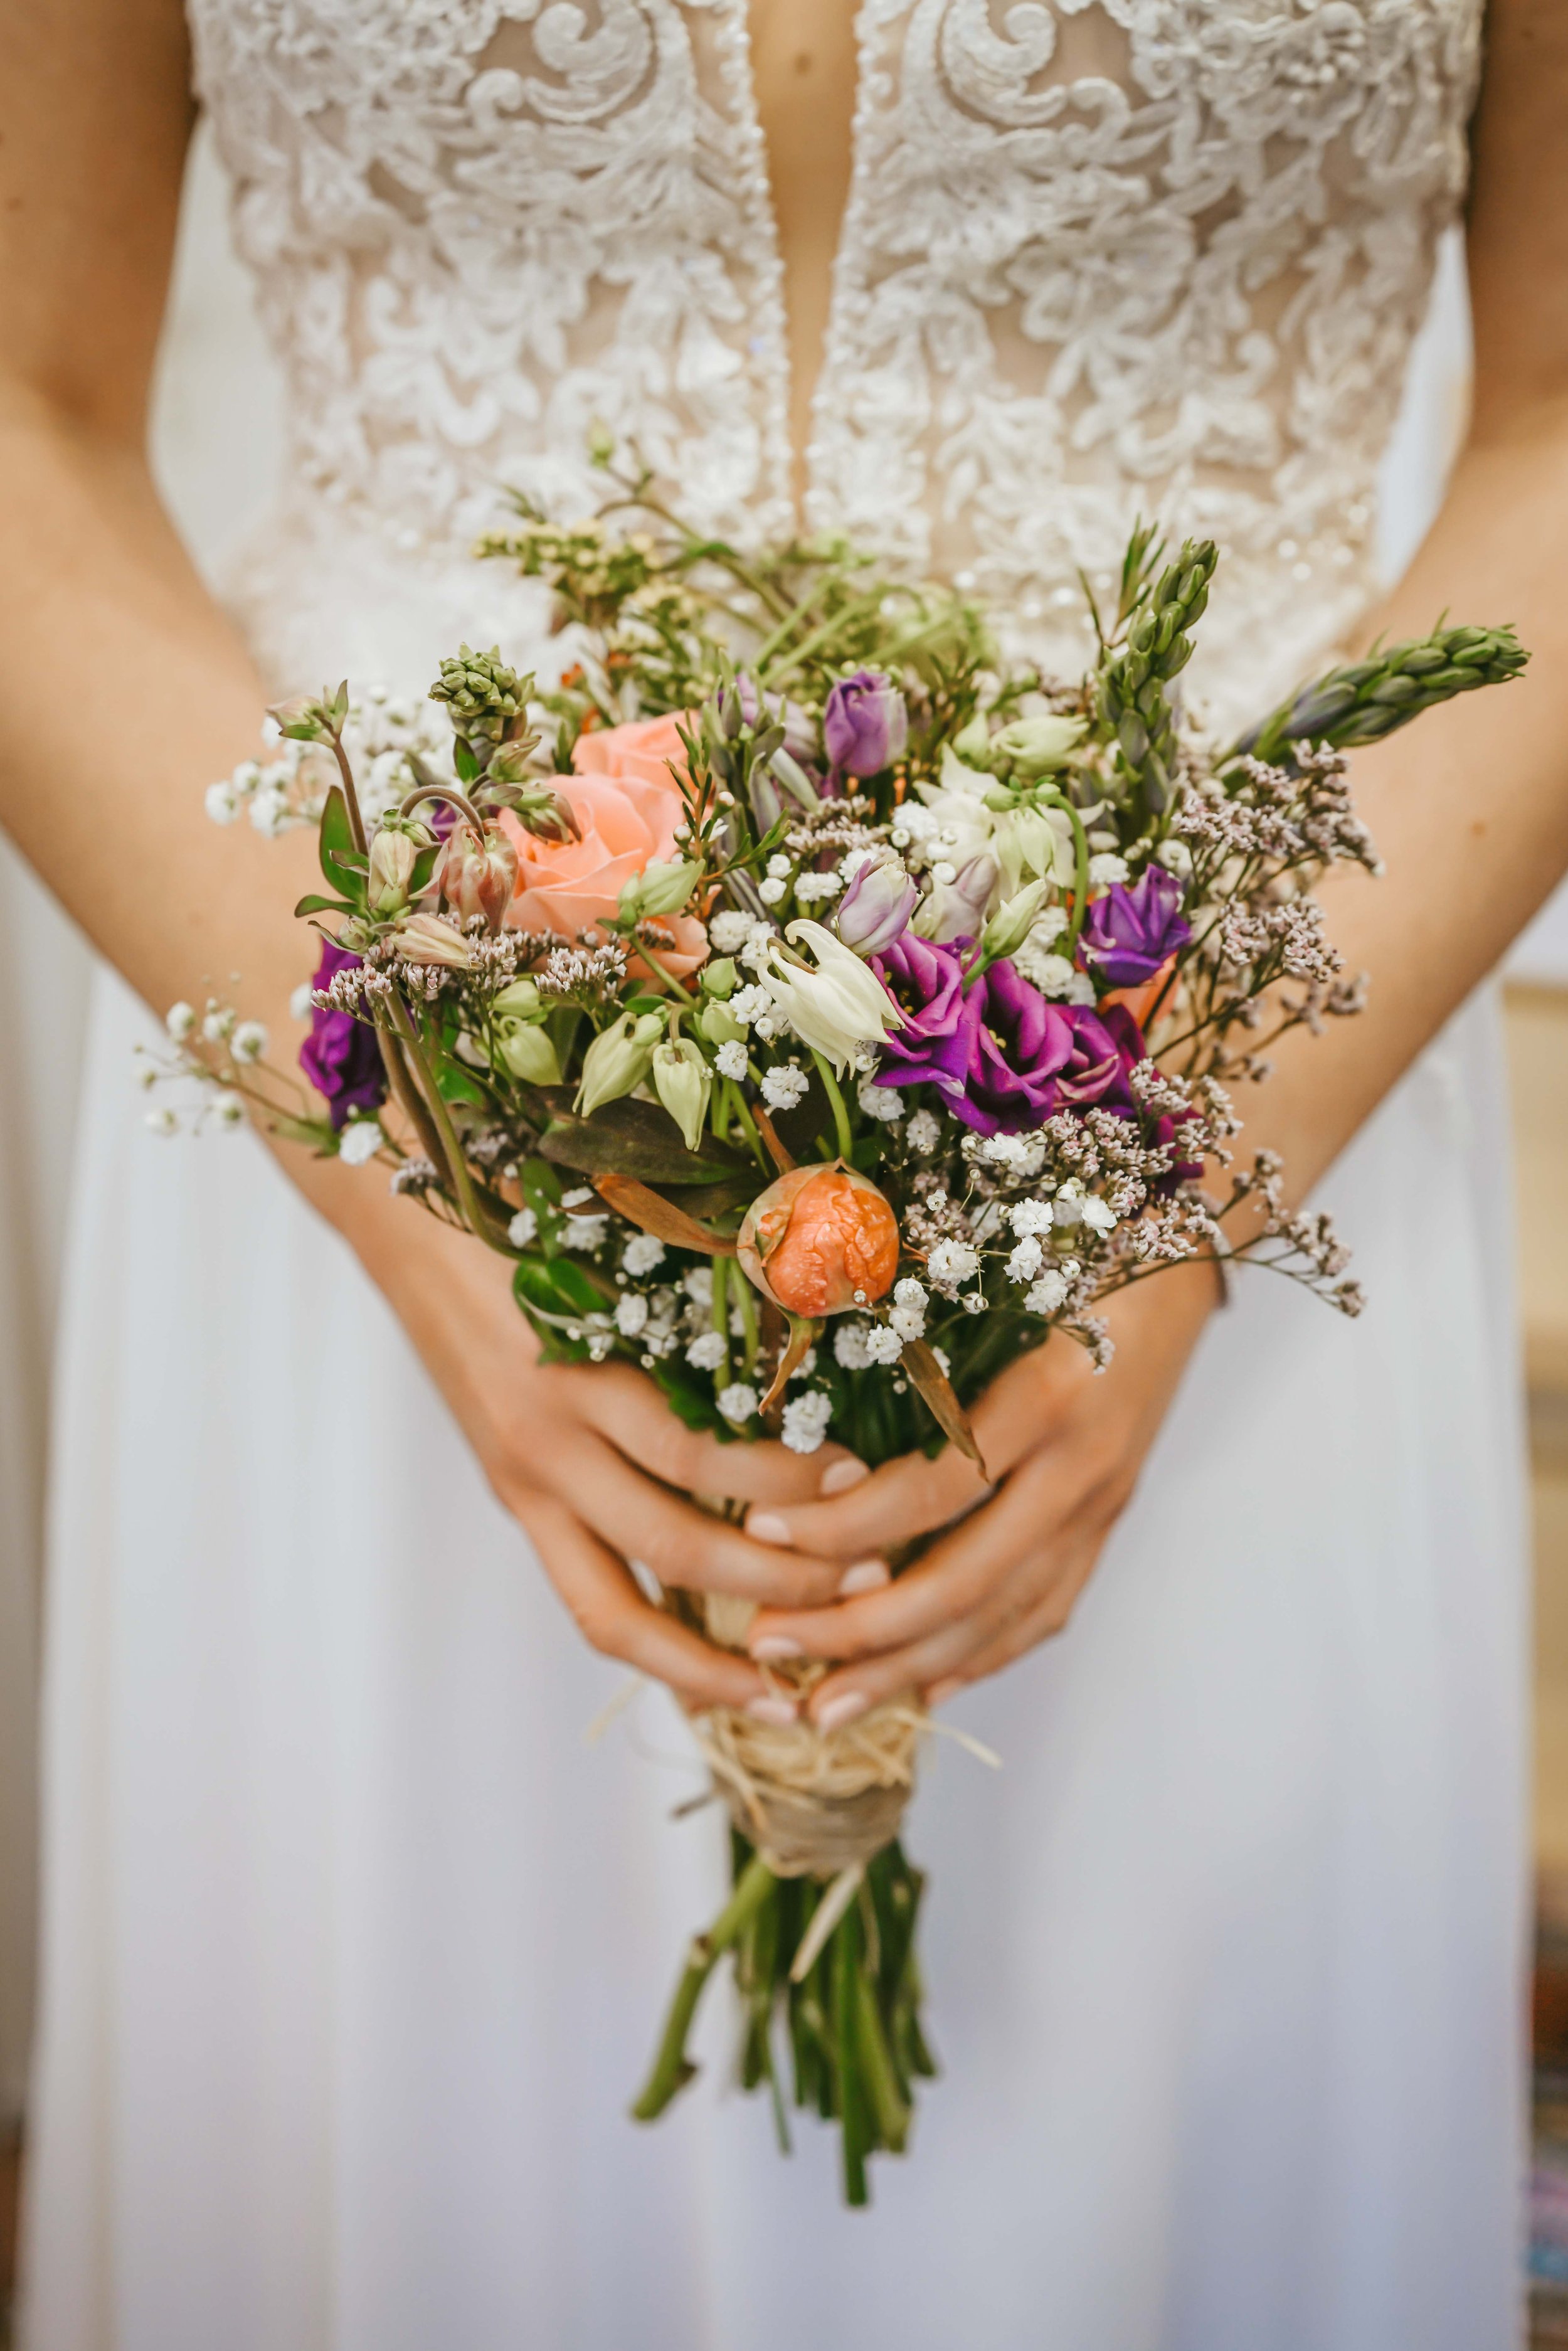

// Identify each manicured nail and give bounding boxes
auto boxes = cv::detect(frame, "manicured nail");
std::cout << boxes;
[926,1678,963,1707]
[819,1457,870,1496]
[746,1693,798,1726]
[746,1510,792,1546]
[815,1689,869,1733]
[750,1633,805,1662]
[837,1559,889,1596]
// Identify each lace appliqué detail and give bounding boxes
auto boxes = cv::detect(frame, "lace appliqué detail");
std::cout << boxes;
[810,0,1483,716]
[189,0,1482,723]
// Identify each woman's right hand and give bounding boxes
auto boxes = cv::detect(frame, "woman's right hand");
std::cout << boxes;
[337,1172,862,1721]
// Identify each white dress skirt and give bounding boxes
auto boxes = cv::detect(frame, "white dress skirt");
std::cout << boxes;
[22,957,1527,2351]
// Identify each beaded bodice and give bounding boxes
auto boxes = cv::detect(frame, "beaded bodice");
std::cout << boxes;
[188,0,1483,720]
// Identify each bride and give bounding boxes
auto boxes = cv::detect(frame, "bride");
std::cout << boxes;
[6,1,1564,2343]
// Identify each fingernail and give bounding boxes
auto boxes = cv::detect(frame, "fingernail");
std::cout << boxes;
[815,1689,869,1733]
[746,1510,792,1546]
[750,1633,804,1662]
[837,1559,889,1596]
[746,1693,798,1727]
[819,1457,870,1496]
[926,1678,963,1707]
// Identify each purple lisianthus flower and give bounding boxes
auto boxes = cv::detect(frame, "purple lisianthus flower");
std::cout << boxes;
[869,933,973,1094]
[1079,866,1190,989]
[824,669,908,778]
[299,938,388,1133]
[871,942,1155,1137]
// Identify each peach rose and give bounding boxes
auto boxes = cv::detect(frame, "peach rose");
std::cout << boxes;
[501,712,707,974]
[738,1164,901,1319]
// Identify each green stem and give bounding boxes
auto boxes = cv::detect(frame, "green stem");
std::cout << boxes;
[709,1252,733,1389]
[1040,787,1091,958]
[631,1854,776,2121]
[728,1080,768,1170]
[732,1261,760,1375]
[771,586,891,687]
[386,993,508,1250]
[631,937,697,1004]
[809,1049,856,1162]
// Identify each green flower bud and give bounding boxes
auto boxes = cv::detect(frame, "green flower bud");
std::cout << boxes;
[700,957,738,999]
[367,826,418,916]
[490,977,543,1019]
[698,1000,745,1048]
[979,878,1052,965]
[951,713,993,765]
[651,1037,712,1154]
[497,1023,562,1086]
[575,1009,665,1119]
[619,857,701,923]
[989,714,1086,777]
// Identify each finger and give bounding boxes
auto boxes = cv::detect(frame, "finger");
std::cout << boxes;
[743,1345,1080,1560]
[803,1610,1010,1729]
[558,1362,866,1507]
[519,1494,787,1714]
[747,1455,1066,1664]
[925,1541,1103,1699]
[554,1433,847,1610]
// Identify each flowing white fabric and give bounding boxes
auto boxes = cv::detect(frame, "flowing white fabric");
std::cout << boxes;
[24,6,1527,2347]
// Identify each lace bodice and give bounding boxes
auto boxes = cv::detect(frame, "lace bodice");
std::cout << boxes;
[188,0,1483,721]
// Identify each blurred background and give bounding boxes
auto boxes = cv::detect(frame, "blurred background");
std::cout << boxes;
[1,125,1565,2345]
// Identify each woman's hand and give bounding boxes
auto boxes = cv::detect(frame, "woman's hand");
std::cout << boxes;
[735,1260,1222,1729]
[341,1177,864,1721]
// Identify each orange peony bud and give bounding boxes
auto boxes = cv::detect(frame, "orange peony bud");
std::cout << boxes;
[737,1163,900,1319]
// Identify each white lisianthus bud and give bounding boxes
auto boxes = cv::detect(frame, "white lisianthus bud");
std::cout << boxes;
[497,1023,562,1085]
[368,826,419,916]
[990,714,1086,775]
[760,920,903,1076]
[576,1009,665,1118]
[619,857,701,923]
[650,1036,712,1152]
[490,977,543,1019]
[978,878,1052,965]
[396,912,472,968]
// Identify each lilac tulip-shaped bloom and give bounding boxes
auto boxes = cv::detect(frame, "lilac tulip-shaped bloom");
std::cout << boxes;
[824,669,908,777]
[299,939,388,1132]
[837,854,919,956]
[1079,866,1190,987]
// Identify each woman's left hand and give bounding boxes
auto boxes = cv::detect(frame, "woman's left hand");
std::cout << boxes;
[739,1260,1221,1729]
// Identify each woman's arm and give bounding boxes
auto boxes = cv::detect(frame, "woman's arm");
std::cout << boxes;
[0,0,851,1718]
[742,0,1568,1726]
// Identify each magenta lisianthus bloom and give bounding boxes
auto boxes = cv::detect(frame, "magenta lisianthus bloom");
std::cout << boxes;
[824,669,908,777]
[869,933,973,1093]
[1079,866,1190,988]
[871,943,1158,1136]
[299,938,388,1133]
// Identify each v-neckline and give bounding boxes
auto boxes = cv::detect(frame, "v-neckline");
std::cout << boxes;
[736,0,869,523]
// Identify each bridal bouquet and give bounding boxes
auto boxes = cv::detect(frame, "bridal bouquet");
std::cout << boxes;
[154,450,1525,2202]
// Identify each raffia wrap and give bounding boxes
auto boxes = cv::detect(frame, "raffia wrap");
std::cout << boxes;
[694,1590,923,1878]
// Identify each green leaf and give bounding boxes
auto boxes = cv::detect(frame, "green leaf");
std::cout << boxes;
[435,1064,487,1106]
[454,740,480,783]
[318,784,355,892]
[292,893,357,919]
[539,1098,748,1187]
[512,1254,607,1324]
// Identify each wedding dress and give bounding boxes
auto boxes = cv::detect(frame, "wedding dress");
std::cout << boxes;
[23,6,1527,2348]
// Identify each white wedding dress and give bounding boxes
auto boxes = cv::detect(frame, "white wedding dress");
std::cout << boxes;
[23,6,1528,2348]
